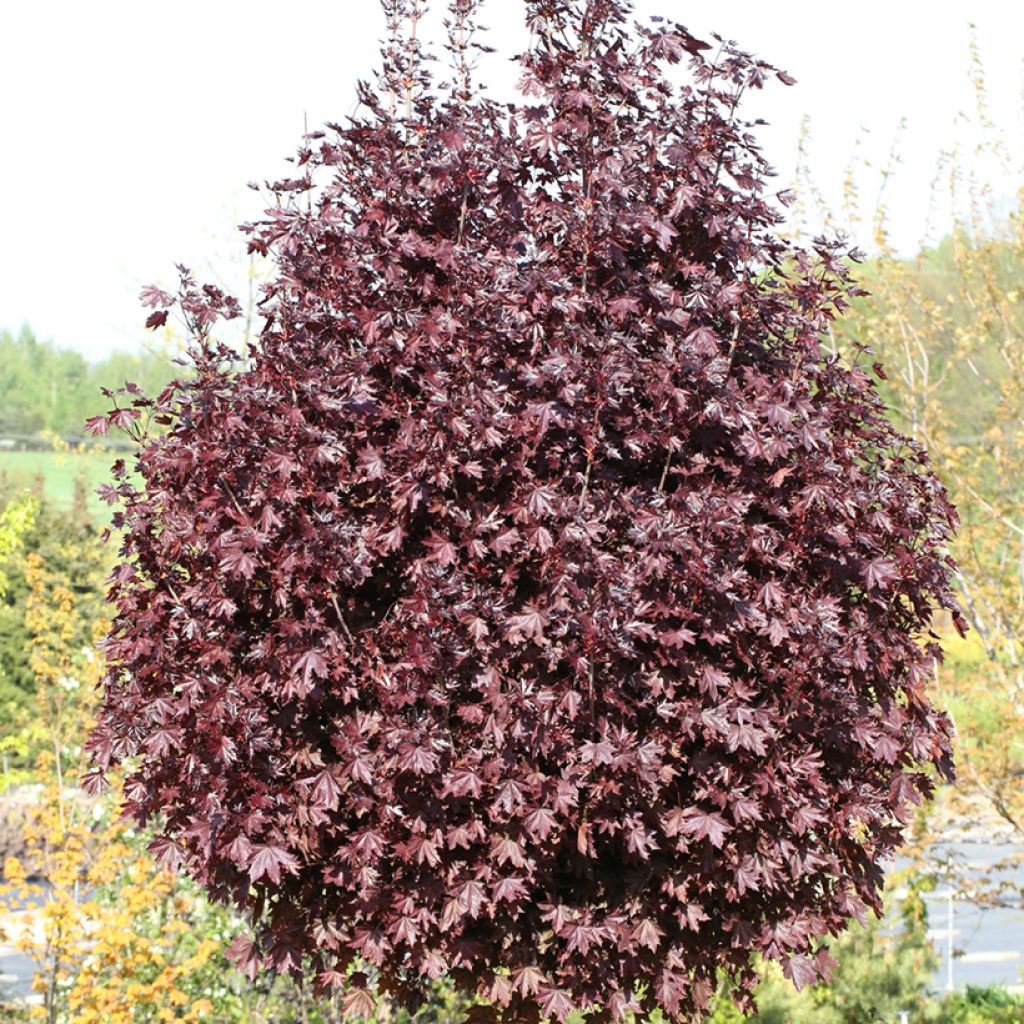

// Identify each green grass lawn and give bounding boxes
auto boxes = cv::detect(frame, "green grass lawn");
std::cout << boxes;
[0,449,122,521]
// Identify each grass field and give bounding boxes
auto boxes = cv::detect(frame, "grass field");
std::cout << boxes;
[0,450,121,521]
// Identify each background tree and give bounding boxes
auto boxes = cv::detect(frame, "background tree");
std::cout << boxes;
[814,52,1024,899]
[0,326,175,439]
[0,491,108,766]
[0,496,35,599]
[86,1,961,1020]
[836,221,1024,851]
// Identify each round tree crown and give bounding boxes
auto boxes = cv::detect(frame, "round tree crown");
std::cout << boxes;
[86,1,962,1019]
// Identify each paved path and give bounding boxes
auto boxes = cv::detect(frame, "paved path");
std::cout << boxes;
[895,834,1024,992]
[0,907,43,1003]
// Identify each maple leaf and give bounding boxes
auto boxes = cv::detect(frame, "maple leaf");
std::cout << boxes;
[491,529,519,555]
[538,987,575,1022]
[511,965,547,997]
[350,829,386,860]
[864,557,898,590]
[147,835,183,871]
[766,618,789,646]
[505,603,549,642]
[660,626,696,648]
[492,876,528,903]
[398,745,439,775]
[293,649,329,687]
[783,955,819,991]
[393,916,419,945]
[309,769,342,809]
[219,546,258,580]
[655,971,686,1017]
[144,727,181,756]
[84,415,111,437]
[342,987,378,1019]
[632,918,664,951]
[679,809,732,848]
[734,858,760,895]
[873,732,903,764]
[248,845,300,884]
[492,837,528,867]
[699,665,730,698]
[424,533,458,565]
[226,934,261,981]
[110,408,141,430]
[523,806,558,841]
[140,284,174,308]
[661,806,687,838]
[579,739,614,765]
[318,968,349,989]
[225,833,253,865]
[457,879,486,919]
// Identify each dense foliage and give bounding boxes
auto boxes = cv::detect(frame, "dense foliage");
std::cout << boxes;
[85,0,962,1020]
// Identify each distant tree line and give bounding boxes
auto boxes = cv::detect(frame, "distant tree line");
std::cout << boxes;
[0,325,177,438]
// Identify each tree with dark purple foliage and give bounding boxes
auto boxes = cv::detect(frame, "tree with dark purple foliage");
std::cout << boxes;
[85,1,964,1020]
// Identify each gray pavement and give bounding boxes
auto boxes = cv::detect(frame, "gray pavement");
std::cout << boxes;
[895,835,1024,993]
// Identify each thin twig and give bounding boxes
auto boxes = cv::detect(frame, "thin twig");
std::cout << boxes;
[579,403,602,509]
[723,320,741,373]
[658,448,673,492]
[330,592,356,644]
[220,480,247,520]
[458,181,469,244]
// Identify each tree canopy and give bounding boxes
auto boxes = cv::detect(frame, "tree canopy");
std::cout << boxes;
[85,1,962,1020]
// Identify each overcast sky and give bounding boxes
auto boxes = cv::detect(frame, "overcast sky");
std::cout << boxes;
[2,0,1022,360]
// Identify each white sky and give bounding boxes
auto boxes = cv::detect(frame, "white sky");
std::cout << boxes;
[2,0,1022,360]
